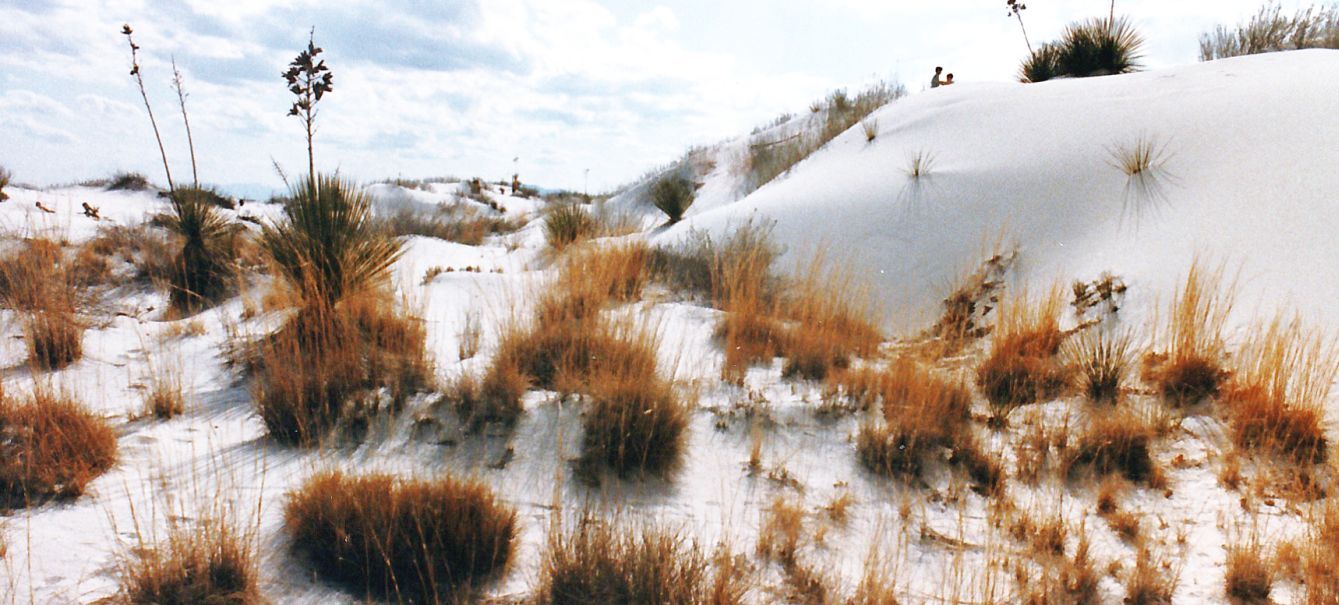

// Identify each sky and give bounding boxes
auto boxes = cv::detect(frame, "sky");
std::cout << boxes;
[0,0,1312,196]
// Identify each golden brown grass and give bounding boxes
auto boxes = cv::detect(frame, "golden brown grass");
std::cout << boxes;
[0,237,87,370]
[284,470,517,602]
[1285,500,1339,603]
[1096,476,1141,542]
[536,516,748,605]
[1144,261,1235,406]
[780,252,882,381]
[712,235,785,382]
[578,372,690,479]
[976,288,1070,418]
[1124,546,1175,604]
[855,358,980,486]
[143,371,186,420]
[444,365,529,433]
[1220,315,1337,465]
[0,389,118,510]
[757,496,807,565]
[116,515,262,604]
[1064,407,1165,486]
[1223,538,1271,603]
[252,293,430,445]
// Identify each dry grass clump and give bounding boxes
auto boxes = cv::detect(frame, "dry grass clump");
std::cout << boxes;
[285,470,517,602]
[252,294,430,445]
[976,289,1069,417]
[536,516,746,605]
[1124,547,1175,604]
[648,221,780,303]
[1144,262,1235,406]
[0,238,88,370]
[444,365,528,433]
[116,516,262,605]
[1283,500,1339,603]
[780,254,882,381]
[383,204,522,246]
[710,228,786,383]
[1064,407,1163,486]
[544,203,598,250]
[1220,315,1337,465]
[483,244,688,477]
[143,369,186,420]
[1223,539,1271,603]
[579,373,689,478]
[855,358,978,485]
[0,389,118,510]
[1200,3,1339,61]
[82,224,177,286]
[1065,330,1132,404]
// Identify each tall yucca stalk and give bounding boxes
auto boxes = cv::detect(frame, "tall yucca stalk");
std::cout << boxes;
[261,175,403,311]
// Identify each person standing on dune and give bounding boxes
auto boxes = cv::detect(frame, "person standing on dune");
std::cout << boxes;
[931,66,943,88]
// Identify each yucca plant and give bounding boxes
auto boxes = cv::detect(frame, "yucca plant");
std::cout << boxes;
[1020,17,1145,82]
[1065,330,1132,403]
[261,175,404,312]
[162,187,236,311]
[1019,42,1064,83]
[1058,17,1145,77]
[649,174,695,225]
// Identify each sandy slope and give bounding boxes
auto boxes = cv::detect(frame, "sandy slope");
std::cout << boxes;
[652,49,1339,335]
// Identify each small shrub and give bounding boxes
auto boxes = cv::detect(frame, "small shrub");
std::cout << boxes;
[1064,407,1163,485]
[1020,17,1145,82]
[0,238,63,311]
[107,171,152,191]
[927,248,1015,346]
[1200,3,1339,61]
[1224,540,1271,603]
[976,289,1069,416]
[285,471,517,601]
[579,373,689,478]
[536,517,741,605]
[1144,261,1234,406]
[650,174,696,225]
[0,390,118,509]
[0,238,88,370]
[544,203,597,250]
[117,516,261,605]
[1065,330,1132,403]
